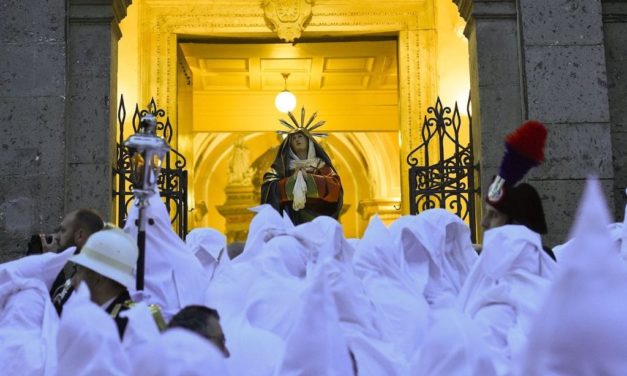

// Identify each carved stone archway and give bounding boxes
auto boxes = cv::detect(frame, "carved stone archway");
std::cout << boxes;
[139,0,439,215]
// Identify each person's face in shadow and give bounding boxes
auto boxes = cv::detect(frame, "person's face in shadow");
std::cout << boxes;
[481,202,509,231]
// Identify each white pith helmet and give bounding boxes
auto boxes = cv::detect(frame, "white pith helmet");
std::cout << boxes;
[70,228,138,290]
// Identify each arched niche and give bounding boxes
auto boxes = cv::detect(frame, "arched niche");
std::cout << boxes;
[191,130,398,237]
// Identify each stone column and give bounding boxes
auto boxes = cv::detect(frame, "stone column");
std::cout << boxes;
[602,1,627,219]
[66,0,131,219]
[0,0,130,261]
[454,0,526,238]
[0,0,68,260]
[518,0,613,245]
[455,0,615,245]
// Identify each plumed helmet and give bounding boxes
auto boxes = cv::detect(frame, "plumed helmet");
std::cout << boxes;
[70,228,138,290]
[486,120,549,234]
[487,120,547,205]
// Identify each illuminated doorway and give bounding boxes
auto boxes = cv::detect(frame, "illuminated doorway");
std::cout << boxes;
[180,40,400,239]
[116,0,471,239]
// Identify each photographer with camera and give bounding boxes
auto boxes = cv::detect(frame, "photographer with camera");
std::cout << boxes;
[45,209,105,314]
[27,209,104,255]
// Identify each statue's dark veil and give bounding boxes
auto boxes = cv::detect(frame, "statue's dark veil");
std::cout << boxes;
[261,131,342,223]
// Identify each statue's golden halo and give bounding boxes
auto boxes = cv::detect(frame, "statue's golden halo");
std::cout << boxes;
[277,106,327,138]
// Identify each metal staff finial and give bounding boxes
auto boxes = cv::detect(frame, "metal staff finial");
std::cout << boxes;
[123,113,170,291]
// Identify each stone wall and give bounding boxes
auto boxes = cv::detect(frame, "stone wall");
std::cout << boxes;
[0,0,67,261]
[457,0,616,246]
[603,1,627,220]
[521,0,614,246]
[0,0,129,261]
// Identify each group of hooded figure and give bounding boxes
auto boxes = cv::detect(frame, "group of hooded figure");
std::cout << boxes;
[1,110,627,375]
[1,177,625,375]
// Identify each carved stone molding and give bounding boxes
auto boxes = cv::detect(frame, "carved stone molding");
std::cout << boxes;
[261,0,314,42]
[603,1,627,23]
[453,0,472,22]
[453,0,517,37]
[69,0,132,38]
[140,0,437,213]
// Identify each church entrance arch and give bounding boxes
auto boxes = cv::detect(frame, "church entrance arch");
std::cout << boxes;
[116,0,471,238]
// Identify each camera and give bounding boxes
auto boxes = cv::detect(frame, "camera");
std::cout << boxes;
[26,234,53,256]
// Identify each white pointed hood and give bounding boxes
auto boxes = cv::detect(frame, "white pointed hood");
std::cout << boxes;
[234,204,293,263]
[124,192,207,320]
[390,210,477,307]
[517,178,627,376]
[457,224,556,374]
[353,215,429,362]
[132,328,230,375]
[0,268,60,376]
[274,261,354,376]
[57,283,130,375]
[319,256,408,376]
[0,247,75,290]
[244,235,309,340]
[120,302,161,362]
[185,227,227,278]
[410,308,498,376]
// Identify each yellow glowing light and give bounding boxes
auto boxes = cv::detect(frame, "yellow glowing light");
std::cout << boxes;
[275,72,296,113]
[275,90,297,113]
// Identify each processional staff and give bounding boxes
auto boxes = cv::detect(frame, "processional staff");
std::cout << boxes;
[124,114,170,291]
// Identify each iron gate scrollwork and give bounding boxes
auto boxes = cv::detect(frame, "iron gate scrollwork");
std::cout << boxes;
[113,95,188,238]
[407,96,480,242]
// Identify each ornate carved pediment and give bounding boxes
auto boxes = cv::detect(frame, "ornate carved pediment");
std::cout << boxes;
[261,0,314,42]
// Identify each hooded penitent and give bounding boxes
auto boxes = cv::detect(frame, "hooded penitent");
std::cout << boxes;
[389,209,478,308]
[410,308,498,376]
[57,283,130,376]
[0,269,60,376]
[261,107,342,225]
[353,215,430,363]
[487,120,548,234]
[124,190,208,321]
[515,178,627,376]
[185,227,227,280]
[273,260,354,376]
[131,328,230,376]
[119,302,161,363]
[457,224,556,375]
[0,246,75,290]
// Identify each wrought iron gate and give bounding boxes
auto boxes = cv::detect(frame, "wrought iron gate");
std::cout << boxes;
[112,95,189,238]
[407,96,480,242]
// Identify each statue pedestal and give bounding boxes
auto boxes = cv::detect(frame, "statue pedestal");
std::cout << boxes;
[216,184,257,243]
[358,198,402,226]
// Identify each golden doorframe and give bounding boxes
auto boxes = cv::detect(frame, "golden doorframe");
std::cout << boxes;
[138,0,439,215]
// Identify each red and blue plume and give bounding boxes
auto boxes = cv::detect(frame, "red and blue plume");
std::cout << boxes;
[498,120,547,185]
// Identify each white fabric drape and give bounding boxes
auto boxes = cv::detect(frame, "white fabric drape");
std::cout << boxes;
[132,328,230,376]
[124,191,208,321]
[274,261,354,376]
[0,246,74,290]
[185,227,227,280]
[57,283,130,375]
[389,209,478,308]
[410,308,498,376]
[457,225,556,375]
[515,178,627,376]
[0,269,60,376]
[353,215,429,363]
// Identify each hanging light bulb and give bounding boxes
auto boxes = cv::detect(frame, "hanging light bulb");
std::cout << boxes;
[275,72,296,113]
